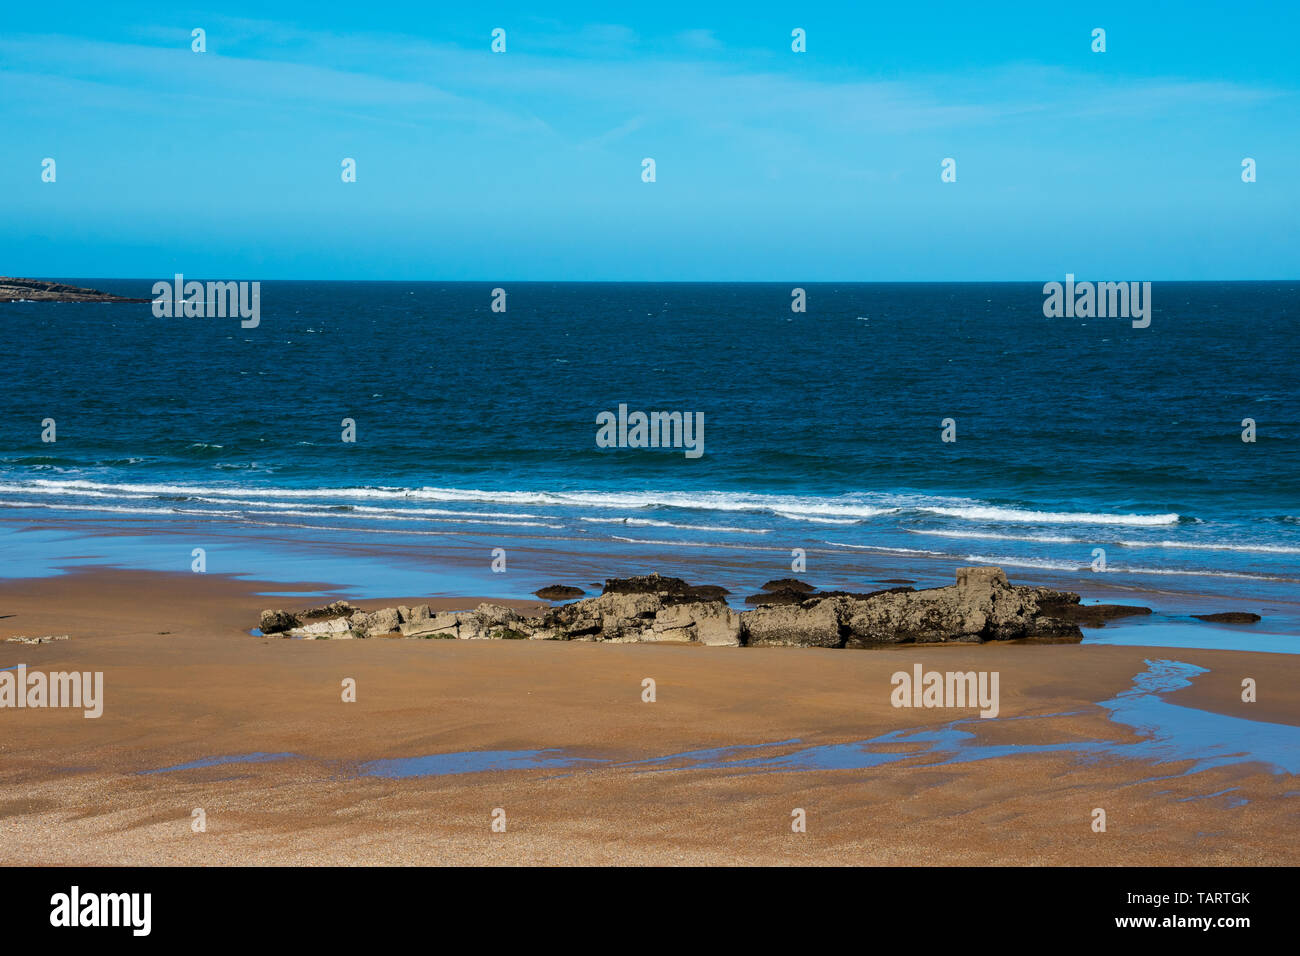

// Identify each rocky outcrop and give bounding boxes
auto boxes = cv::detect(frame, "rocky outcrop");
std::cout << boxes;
[1039,602,1153,627]
[602,573,729,603]
[840,567,1081,646]
[534,585,586,601]
[745,599,842,647]
[259,609,299,634]
[0,277,150,303]
[761,578,816,594]
[539,589,722,643]
[749,584,915,607]
[1192,612,1261,624]
[256,567,1087,648]
[352,607,401,635]
[259,601,358,635]
[745,577,816,605]
[5,634,70,644]
[400,611,460,639]
[651,601,742,645]
[260,600,415,639]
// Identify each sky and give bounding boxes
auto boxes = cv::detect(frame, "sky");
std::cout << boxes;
[1,1,1296,280]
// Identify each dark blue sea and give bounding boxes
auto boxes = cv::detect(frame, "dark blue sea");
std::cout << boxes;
[2,280,1297,637]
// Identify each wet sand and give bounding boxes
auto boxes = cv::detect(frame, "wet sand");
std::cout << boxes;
[1,569,1297,866]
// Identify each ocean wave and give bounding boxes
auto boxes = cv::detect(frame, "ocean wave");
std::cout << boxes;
[912,528,1300,555]
[415,486,900,519]
[234,508,560,528]
[206,498,551,521]
[3,457,82,467]
[0,500,246,518]
[910,529,1083,544]
[962,554,1292,582]
[0,498,561,529]
[960,554,1085,572]
[235,520,460,537]
[822,541,944,556]
[608,535,759,550]
[773,511,861,525]
[0,479,902,519]
[921,505,1180,526]
[0,484,197,503]
[1120,539,1300,555]
[580,517,769,533]
[0,483,552,520]
[0,478,1198,537]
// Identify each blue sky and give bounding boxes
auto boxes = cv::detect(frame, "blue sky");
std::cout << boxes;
[2,1,1296,280]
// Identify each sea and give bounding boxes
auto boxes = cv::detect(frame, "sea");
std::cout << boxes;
[1,280,1296,639]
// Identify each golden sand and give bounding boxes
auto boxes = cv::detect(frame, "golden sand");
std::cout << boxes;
[1,570,1295,865]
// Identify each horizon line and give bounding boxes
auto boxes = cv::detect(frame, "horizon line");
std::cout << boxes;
[21,276,1300,285]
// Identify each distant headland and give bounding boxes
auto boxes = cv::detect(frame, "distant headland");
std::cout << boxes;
[0,277,149,303]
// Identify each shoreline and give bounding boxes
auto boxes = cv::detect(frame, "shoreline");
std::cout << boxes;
[3,509,1294,633]
[4,554,1291,655]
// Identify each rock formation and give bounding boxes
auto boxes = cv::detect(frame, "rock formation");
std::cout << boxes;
[256,566,1089,647]
[534,585,586,600]
[1032,601,1152,627]
[0,277,150,303]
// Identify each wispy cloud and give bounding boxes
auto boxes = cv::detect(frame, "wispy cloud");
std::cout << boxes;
[676,29,722,51]
[1,20,1285,151]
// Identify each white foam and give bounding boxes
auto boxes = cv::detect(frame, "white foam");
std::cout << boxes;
[1118,539,1300,555]
[609,535,754,550]
[962,554,1291,582]
[910,529,1083,544]
[0,498,558,529]
[774,512,860,525]
[822,541,944,556]
[580,517,769,533]
[961,554,1086,572]
[913,528,1300,555]
[923,505,1179,526]
[0,479,901,519]
[0,499,245,518]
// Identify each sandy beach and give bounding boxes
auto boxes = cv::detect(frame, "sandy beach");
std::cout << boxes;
[3,5,1297,923]
[2,568,1296,866]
